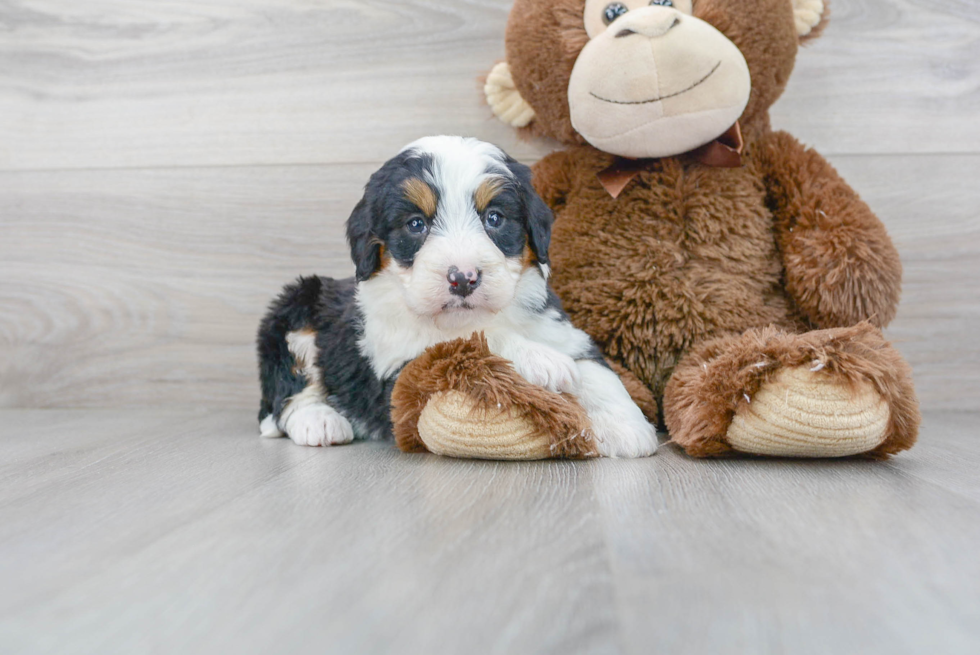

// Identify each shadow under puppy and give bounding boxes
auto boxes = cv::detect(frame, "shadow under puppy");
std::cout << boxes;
[256,136,655,458]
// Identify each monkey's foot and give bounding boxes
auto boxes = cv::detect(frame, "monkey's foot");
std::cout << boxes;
[664,323,920,458]
[726,365,889,457]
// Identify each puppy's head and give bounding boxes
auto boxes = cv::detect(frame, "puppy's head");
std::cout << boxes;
[347,136,552,320]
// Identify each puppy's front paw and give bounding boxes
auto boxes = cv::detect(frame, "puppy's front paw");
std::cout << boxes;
[283,404,354,447]
[593,417,658,458]
[574,360,657,458]
[510,343,580,393]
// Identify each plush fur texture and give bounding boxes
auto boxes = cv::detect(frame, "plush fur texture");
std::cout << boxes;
[534,143,811,403]
[490,0,920,457]
[391,333,599,459]
[757,130,902,328]
[664,323,920,458]
[609,360,659,421]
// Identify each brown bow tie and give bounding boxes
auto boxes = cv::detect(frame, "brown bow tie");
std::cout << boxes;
[596,122,744,199]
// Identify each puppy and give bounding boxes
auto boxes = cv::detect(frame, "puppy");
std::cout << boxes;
[256,136,656,458]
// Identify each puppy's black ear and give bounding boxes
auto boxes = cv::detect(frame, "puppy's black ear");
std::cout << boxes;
[525,185,553,267]
[346,196,382,282]
[509,159,553,266]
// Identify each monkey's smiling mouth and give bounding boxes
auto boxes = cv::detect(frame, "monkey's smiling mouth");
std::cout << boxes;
[589,61,722,105]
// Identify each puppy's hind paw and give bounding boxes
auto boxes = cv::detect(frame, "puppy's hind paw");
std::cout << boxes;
[283,404,354,447]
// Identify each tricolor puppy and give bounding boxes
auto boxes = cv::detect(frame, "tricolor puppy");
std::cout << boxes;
[257,136,656,458]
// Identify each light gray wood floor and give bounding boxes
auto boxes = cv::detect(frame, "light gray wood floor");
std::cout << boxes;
[1,409,978,654]
[2,1,978,652]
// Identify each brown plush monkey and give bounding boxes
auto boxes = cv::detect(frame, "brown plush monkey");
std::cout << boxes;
[476,0,920,458]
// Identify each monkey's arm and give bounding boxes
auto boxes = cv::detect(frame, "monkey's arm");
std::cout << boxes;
[757,130,902,329]
[531,149,576,211]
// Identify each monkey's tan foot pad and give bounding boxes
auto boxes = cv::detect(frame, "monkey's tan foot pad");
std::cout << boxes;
[726,365,890,457]
[418,391,561,460]
[392,333,599,460]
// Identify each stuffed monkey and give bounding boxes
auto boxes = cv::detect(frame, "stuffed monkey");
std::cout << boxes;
[478,0,920,457]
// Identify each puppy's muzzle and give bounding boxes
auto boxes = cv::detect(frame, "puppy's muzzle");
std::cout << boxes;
[447,266,482,298]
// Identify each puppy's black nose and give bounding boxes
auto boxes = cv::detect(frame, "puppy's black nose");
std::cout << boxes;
[447,266,482,298]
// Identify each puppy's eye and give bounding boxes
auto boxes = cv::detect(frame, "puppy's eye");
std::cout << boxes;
[650,0,673,6]
[485,210,504,228]
[603,2,629,24]
[407,217,427,234]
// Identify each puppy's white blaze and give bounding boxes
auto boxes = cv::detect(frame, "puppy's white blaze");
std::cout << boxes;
[575,360,657,458]
[401,136,512,179]
[401,137,521,319]
[404,136,511,239]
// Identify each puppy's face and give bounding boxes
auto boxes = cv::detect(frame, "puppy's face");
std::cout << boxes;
[347,137,552,321]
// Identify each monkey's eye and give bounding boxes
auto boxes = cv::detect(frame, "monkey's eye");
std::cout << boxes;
[602,2,629,24]
[650,0,674,6]
[485,210,504,228]
[407,217,427,234]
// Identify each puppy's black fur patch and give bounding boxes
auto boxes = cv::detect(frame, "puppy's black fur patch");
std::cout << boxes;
[257,276,397,438]
[347,152,439,280]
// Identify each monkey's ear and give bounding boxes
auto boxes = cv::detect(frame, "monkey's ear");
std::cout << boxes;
[793,0,828,41]
[484,62,536,128]
[346,197,382,282]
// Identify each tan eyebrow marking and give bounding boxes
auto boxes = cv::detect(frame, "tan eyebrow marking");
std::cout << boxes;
[474,176,506,213]
[401,178,437,217]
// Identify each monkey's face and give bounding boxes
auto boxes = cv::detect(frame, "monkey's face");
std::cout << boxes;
[488,0,820,155]
[567,0,751,158]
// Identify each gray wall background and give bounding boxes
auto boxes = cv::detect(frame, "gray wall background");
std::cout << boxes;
[1,0,977,410]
